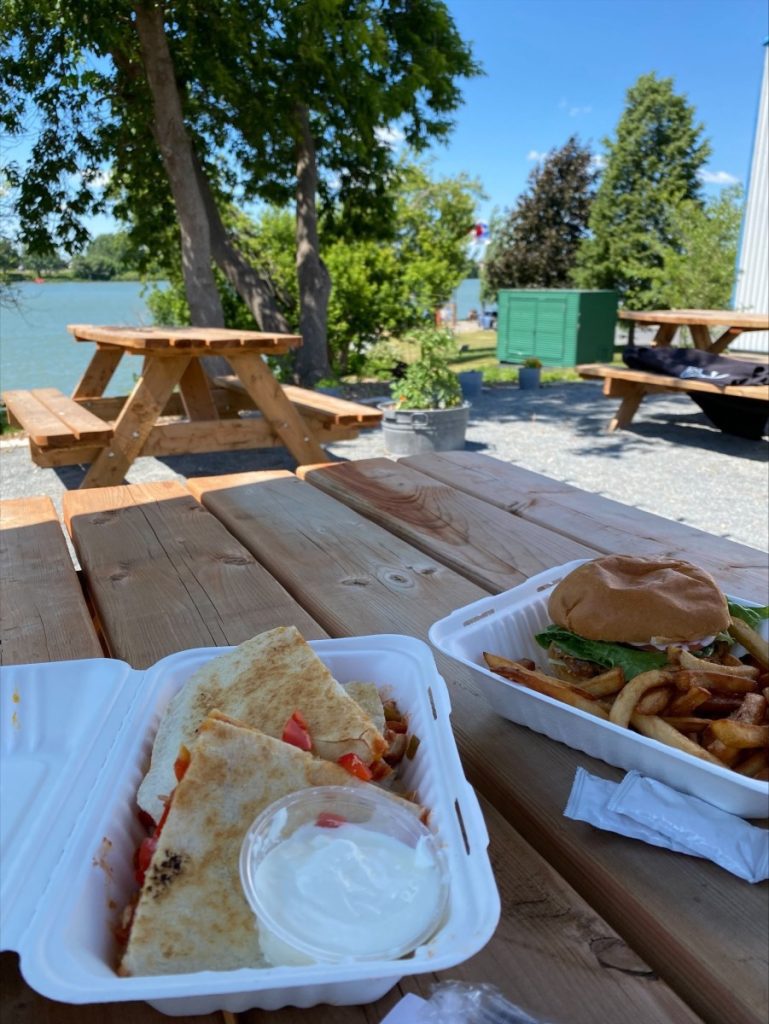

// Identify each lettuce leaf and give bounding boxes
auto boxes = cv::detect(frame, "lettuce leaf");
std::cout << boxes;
[727,600,769,632]
[534,625,668,681]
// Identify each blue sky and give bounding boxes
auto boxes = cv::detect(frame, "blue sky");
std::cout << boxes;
[432,0,768,223]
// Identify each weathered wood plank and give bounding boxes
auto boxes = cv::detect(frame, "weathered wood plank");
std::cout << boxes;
[0,496,102,664]
[395,452,769,601]
[62,480,325,667]
[187,465,766,1024]
[620,309,769,330]
[296,456,598,589]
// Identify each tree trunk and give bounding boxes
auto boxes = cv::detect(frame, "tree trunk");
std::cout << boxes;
[191,155,290,333]
[134,5,223,330]
[294,103,331,386]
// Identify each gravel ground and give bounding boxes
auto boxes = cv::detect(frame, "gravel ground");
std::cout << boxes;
[2,380,768,552]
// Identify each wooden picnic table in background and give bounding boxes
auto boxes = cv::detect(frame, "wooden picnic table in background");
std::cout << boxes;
[2,325,382,488]
[620,308,769,353]
[2,452,767,1024]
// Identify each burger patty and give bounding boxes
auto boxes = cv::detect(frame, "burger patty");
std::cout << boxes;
[547,644,603,679]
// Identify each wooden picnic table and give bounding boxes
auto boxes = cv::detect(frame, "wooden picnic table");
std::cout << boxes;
[620,308,769,354]
[2,325,382,488]
[1,452,768,1024]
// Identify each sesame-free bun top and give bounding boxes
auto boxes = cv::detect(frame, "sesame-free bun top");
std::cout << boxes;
[547,554,730,644]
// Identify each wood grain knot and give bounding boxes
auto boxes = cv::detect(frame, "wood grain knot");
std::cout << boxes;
[90,511,119,525]
[220,555,252,566]
[339,576,370,587]
[590,936,656,977]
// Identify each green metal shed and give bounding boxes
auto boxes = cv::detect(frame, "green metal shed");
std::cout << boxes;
[496,289,618,366]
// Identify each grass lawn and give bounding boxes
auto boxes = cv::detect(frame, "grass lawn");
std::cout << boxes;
[384,328,623,386]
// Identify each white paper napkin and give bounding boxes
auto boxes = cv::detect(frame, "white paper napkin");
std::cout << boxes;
[564,768,769,883]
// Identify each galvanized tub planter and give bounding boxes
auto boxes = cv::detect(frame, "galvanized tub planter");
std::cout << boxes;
[379,402,470,455]
[518,367,541,390]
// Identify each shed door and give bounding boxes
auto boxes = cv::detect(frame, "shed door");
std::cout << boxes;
[500,294,537,360]
[533,296,569,362]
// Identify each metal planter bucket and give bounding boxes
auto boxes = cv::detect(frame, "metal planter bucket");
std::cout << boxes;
[518,367,541,390]
[379,402,470,455]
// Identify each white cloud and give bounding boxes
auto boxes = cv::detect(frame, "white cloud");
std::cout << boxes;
[590,153,606,170]
[698,169,740,185]
[569,105,592,117]
[527,149,546,162]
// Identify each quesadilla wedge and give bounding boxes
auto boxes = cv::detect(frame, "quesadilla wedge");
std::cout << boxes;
[137,626,387,824]
[118,711,418,977]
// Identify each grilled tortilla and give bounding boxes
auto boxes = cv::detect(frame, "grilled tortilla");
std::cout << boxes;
[137,626,387,824]
[119,712,416,976]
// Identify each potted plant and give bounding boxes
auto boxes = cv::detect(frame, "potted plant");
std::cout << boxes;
[380,327,469,454]
[518,356,542,390]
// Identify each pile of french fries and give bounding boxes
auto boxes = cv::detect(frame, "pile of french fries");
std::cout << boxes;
[483,615,769,780]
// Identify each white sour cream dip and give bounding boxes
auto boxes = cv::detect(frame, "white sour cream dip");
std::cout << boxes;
[250,820,447,964]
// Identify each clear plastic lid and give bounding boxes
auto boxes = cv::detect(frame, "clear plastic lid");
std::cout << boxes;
[239,785,450,965]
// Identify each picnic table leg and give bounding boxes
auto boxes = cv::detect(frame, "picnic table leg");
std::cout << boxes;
[603,379,645,431]
[708,327,743,355]
[225,351,326,464]
[72,346,124,400]
[651,323,678,347]
[178,359,220,420]
[81,355,192,488]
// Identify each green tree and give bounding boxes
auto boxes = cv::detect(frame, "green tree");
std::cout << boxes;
[483,136,597,299]
[572,72,711,308]
[1,0,480,385]
[657,186,743,311]
[70,231,137,280]
[148,160,482,378]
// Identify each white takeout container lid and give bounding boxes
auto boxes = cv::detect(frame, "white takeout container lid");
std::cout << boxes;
[428,559,769,820]
[0,635,500,1016]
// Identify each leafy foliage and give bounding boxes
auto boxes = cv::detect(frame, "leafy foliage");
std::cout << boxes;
[572,72,711,308]
[390,327,462,410]
[483,136,597,298]
[657,186,743,310]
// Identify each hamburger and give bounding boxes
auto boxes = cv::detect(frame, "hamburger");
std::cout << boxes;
[534,555,732,681]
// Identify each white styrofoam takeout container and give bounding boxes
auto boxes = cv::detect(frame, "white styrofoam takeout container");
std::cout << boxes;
[428,560,769,820]
[0,635,500,1016]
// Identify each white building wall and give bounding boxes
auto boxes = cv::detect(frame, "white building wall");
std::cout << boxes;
[733,43,768,354]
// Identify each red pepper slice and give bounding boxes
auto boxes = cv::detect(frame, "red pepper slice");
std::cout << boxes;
[316,812,347,828]
[282,710,312,751]
[336,752,373,781]
[174,744,191,782]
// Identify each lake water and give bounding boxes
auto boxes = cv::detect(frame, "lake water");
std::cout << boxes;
[0,280,166,395]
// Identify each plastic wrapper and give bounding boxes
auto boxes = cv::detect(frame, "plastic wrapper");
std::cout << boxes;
[565,767,769,883]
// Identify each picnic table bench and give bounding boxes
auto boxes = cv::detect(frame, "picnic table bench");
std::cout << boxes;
[2,325,382,486]
[578,308,769,433]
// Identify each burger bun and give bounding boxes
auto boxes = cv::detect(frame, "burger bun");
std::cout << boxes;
[547,554,730,644]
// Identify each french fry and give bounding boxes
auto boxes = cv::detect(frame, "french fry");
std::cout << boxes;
[673,670,757,694]
[609,669,671,728]
[630,713,726,766]
[678,649,758,678]
[708,720,769,749]
[482,652,610,719]
[661,716,711,733]
[577,665,626,697]
[733,749,769,778]
[667,685,711,715]
[729,616,769,670]
[634,686,673,716]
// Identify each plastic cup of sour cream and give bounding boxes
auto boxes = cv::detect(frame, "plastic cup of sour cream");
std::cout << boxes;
[239,785,450,966]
